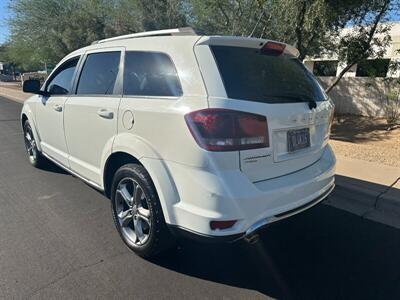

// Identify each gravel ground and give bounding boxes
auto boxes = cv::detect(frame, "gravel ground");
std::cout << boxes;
[330,115,400,167]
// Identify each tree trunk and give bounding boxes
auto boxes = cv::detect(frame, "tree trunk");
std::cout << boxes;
[325,63,356,94]
[325,0,389,94]
[295,1,307,60]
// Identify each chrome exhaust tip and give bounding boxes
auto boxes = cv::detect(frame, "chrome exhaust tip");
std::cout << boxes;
[244,233,260,244]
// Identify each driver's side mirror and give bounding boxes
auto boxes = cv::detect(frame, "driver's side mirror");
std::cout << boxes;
[22,79,41,94]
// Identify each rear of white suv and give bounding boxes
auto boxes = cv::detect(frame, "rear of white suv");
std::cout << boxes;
[21,29,335,258]
[167,36,335,241]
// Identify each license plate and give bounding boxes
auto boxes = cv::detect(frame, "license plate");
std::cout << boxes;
[287,128,310,152]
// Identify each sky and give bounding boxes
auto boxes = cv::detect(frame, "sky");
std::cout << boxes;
[0,0,10,44]
[0,1,399,44]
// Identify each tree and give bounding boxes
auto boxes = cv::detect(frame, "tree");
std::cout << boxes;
[187,0,389,62]
[325,0,393,93]
[7,0,119,68]
[4,0,399,82]
[137,0,187,31]
[257,0,344,61]
[6,0,188,70]
[187,0,263,36]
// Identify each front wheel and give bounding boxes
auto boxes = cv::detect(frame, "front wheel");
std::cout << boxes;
[110,163,174,258]
[23,121,46,168]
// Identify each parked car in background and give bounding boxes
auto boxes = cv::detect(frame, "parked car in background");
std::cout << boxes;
[21,72,47,86]
[21,27,335,257]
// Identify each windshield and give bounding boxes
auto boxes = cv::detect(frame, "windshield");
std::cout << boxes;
[211,45,327,104]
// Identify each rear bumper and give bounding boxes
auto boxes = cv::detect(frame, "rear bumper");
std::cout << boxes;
[165,145,336,240]
[168,225,242,243]
[168,183,333,243]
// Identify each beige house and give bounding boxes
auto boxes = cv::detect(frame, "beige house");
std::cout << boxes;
[304,22,400,117]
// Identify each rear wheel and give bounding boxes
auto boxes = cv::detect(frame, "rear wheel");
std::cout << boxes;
[111,163,174,258]
[23,121,46,168]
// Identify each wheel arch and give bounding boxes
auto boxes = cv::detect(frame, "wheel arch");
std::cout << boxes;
[102,149,179,225]
[103,152,141,198]
[21,105,43,152]
[21,113,28,128]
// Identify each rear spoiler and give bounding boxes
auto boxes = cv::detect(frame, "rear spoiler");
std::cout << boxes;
[196,36,300,58]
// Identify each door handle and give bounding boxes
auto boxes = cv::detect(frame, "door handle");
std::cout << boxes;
[53,104,62,112]
[97,109,114,119]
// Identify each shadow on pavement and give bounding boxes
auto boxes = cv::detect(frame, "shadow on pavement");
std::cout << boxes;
[335,174,400,200]
[39,159,69,175]
[331,114,391,143]
[150,204,400,299]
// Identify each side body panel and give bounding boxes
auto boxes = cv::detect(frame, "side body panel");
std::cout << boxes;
[35,95,70,166]
[21,96,42,151]
[64,47,124,185]
[64,96,121,184]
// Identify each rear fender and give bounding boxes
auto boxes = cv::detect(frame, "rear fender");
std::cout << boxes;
[104,133,180,224]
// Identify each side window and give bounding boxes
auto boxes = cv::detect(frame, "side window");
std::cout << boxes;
[123,52,182,97]
[76,52,121,95]
[46,58,79,95]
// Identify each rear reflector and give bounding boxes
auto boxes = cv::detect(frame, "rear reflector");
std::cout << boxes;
[261,41,286,56]
[185,109,269,151]
[210,220,237,230]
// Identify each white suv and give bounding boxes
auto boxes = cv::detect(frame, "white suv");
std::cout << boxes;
[21,27,335,257]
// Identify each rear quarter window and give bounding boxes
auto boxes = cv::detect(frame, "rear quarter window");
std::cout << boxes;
[123,51,182,97]
[211,46,327,104]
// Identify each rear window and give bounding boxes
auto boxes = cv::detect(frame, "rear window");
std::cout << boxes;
[211,46,326,104]
[123,51,182,97]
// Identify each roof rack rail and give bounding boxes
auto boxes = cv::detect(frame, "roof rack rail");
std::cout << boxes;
[92,27,197,45]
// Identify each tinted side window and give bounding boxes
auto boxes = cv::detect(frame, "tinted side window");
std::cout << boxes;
[124,52,182,97]
[46,58,79,95]
[77,52,121,95]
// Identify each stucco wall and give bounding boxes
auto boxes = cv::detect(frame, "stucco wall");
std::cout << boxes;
[319,77,398,117]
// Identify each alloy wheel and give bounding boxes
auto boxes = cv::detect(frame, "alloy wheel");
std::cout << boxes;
[115,177,152,246]
[24,125,38,164]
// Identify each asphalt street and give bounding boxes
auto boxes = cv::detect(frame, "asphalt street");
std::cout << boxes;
[0,95,399,299]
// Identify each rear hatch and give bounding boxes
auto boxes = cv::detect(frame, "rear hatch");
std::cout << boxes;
[205,40,334,182]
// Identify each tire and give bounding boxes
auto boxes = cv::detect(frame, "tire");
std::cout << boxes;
[23,121,46,168]
[110,163,174,258]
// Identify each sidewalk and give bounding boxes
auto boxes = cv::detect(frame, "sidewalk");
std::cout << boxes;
[0,83,30,103]
[327,154,400,228]
[335,155,400,188]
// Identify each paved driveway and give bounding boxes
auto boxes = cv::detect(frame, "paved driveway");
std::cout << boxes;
[0,96,399,299]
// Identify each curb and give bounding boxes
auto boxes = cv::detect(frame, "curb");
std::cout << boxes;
[0,93,26,104]
[331,178,400,217]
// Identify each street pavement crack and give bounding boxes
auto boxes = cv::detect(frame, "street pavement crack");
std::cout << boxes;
[26,251,128,299]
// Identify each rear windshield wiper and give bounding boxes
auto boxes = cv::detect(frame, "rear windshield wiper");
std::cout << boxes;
[263,94,317,109]
[263,94,309,102]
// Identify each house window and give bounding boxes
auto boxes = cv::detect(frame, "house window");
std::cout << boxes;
[313,60,338,77]
[356,59,390,77]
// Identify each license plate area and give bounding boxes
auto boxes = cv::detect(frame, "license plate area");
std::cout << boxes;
[287,128,310,152]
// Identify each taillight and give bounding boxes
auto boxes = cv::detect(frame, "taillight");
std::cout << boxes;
[261,41,286,56]
[185,109,269,151]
